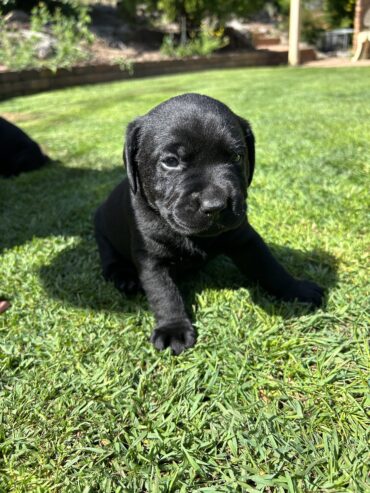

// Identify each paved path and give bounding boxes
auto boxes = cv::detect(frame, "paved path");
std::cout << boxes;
[266,44,370,68]
[302,56,370,68]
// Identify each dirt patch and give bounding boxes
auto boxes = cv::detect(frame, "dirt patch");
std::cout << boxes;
[90,38,170,64]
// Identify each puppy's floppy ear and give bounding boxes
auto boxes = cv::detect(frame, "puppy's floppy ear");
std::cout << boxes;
[123,118,142,194]
[238,116,255,186]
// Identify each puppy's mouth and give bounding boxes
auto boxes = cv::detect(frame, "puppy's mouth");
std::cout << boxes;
[167,205,246,237]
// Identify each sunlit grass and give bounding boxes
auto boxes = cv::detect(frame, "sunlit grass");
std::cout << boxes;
[0,66,369,491]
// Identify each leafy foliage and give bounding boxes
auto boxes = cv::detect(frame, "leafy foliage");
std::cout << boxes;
[300,8,328,45]
[275,0,356,30]
[117,0,139,22]
[161,23,229,57]
[118,0,263,28]
[323,0,356,28]
[0,2,94,71]
[156,0,263,27]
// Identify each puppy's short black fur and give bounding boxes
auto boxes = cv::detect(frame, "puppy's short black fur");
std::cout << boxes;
[0,117,48,177]
[94,93,323,354]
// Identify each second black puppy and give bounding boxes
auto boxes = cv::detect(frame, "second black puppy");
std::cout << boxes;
[94,94,323,354]
[0,117,49,177]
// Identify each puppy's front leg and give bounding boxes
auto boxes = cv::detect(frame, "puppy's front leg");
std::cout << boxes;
[225,223,324,306]
[138,259,195,354]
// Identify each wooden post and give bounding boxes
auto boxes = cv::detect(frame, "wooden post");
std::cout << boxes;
[288,0,301,66]
[353,0,366,52]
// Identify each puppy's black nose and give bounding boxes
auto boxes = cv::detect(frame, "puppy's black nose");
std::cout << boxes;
[200,197,227,216]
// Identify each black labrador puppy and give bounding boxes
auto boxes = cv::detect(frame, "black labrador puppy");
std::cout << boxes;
[94,93,323,354]
[0,117,48,177]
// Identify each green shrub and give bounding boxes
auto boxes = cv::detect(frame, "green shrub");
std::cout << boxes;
[324,0,356,28]
[117,0,140,22]
[156,0,263,30]
[0,2,94,71]
[0,15,36,70]
[275,0,356,31]
[301,9,328,45]
[160,24,229,58]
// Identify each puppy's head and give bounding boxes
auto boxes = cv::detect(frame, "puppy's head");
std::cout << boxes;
[124,93,255,236]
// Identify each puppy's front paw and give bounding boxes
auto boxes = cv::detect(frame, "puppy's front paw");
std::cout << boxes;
[150,320,196,355]
[284,279,324,307]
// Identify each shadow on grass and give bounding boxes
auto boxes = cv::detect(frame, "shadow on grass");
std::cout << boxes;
[0,161,122,251]
[1,162,338,319]
[38,235,338,320]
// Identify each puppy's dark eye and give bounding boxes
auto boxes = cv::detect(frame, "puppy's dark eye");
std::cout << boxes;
[232,153,242,163]
[161,156,180,169]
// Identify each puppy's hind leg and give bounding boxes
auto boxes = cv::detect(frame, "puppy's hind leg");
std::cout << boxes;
[225,222,324,307]
[94,213,141,296]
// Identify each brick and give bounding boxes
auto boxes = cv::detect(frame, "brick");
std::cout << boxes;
[0,71,21,83]
[0,81,26,99]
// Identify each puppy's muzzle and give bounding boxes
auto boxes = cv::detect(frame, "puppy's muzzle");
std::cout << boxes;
[170,185,244,236]
[199,195,227,218]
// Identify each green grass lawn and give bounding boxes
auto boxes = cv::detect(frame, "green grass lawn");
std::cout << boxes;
[0,67,369,492]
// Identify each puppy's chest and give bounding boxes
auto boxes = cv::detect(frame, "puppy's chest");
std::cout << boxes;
[151,233,209,265]
[168,238,209,275]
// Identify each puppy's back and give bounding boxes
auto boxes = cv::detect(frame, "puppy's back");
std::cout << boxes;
[0,117,48,177]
